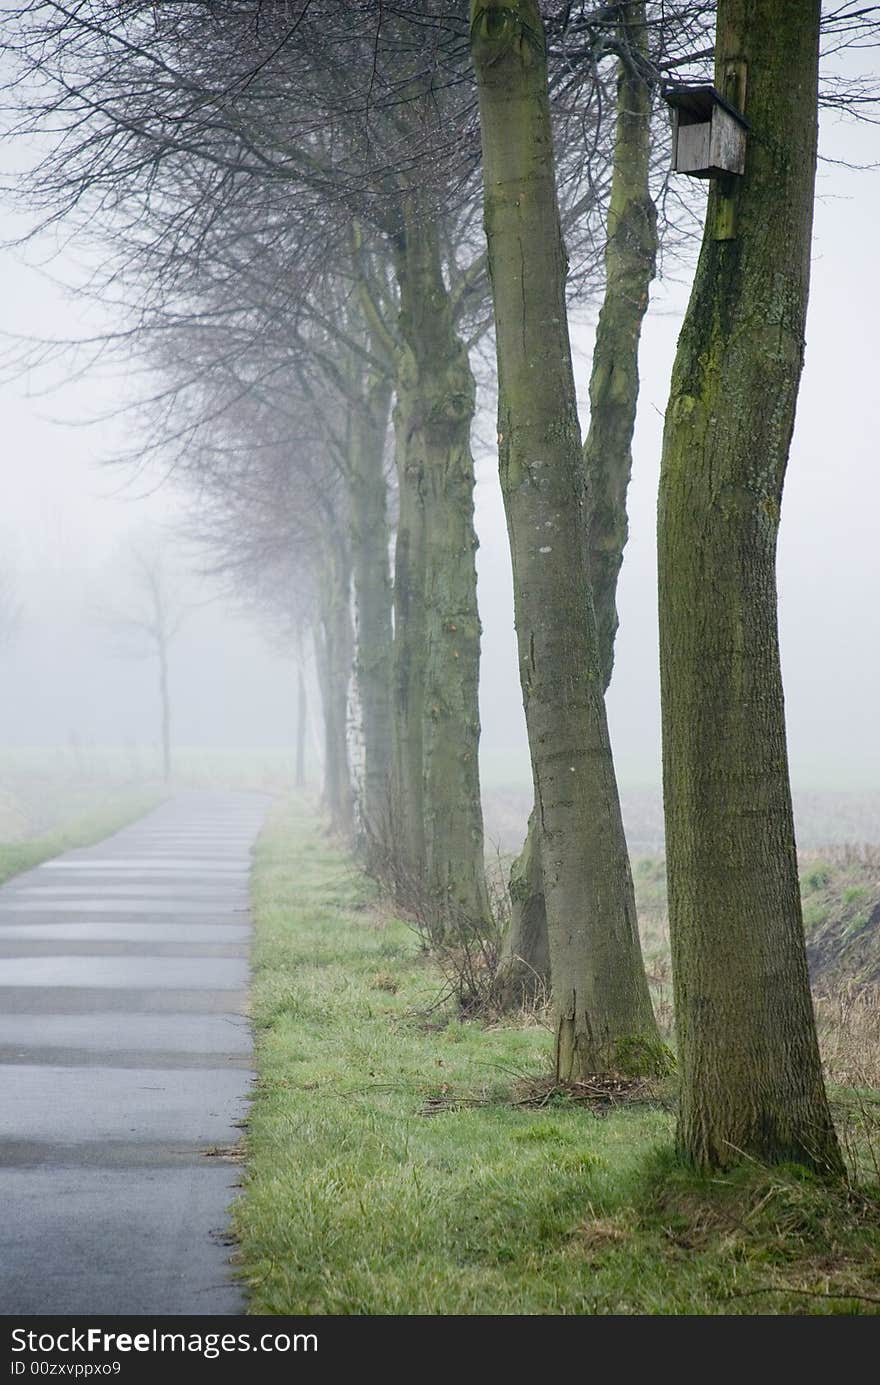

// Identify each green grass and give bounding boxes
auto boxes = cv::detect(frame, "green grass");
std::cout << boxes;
[235,800,880,1315]
[0,788,166,885]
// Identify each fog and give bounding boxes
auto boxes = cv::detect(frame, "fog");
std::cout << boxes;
[2,97,878,844]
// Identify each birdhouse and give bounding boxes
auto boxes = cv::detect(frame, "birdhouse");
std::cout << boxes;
[662,84,749,179]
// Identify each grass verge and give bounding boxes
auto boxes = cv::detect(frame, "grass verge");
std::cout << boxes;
[236,799,880,1315]
[0,787,167,885]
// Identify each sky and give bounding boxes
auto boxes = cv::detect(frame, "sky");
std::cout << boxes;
[1,67,879,796]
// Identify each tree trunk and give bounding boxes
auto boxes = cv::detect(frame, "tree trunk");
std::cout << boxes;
[657,0,842,1173]
[471,0,660,1076]
[494,806,549,1009]
[390,341,427,887]
[390,197,490,934]
[500,8,659,1007]
[350,369,394,841]
[315,535,355,838]
[583,8,657,681]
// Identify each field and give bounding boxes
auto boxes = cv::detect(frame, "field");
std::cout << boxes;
[0,750,166,882]
[482,781,880,855]
[0,746,292,883]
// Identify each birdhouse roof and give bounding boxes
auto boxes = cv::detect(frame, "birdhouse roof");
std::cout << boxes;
[661,84,750,130]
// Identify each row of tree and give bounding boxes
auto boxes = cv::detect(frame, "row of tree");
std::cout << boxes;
[5,0,875,1176]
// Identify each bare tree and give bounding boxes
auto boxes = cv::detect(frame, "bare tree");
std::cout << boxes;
[471,0,662,1076]
[98,533,186,783]
[174,362,358,835]
[0,0,617,935]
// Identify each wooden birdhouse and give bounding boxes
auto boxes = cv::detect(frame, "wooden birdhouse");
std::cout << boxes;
[662,84,749,179]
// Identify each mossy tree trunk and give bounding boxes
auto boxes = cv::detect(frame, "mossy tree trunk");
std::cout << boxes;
[315,531,355,839]
[471,0,659,1074]
[495,5,658,1017]
[657,0,842,1173]
[349,366,394,842]
[583,4,657,681]
[390,333,427,884]
[390,197,490,933]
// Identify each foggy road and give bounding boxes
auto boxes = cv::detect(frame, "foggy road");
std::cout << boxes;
[0,793,268,1315]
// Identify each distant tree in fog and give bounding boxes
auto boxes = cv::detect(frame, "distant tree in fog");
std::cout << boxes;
[97,534,186,783]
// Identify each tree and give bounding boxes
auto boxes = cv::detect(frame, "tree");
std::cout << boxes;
[99,534,185,783]
[656,0,842,1173]
[342,282,396,847]
[140,239,384,839]
[172,360,358,835]
[496,0,660,1009]
[471,0,661,1077]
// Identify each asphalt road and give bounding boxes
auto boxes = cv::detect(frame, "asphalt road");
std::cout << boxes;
[0,792,269,1315]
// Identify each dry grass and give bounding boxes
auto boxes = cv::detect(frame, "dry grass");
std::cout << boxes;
[637,920,880,1095]
[816,984,880,1089]
[631,853,880,1094]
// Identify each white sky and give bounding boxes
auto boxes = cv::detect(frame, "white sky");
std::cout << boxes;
[0,248,302,754]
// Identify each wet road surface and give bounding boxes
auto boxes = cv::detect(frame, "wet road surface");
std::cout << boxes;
[0,793,268,1315]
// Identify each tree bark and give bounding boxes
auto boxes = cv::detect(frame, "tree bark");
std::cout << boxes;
[349,368,394,840]
[657,0,842,1173]
[499,8,659,1008]
[583,9,657,681]
[471,0,660,1076]
[494,805,549,1009]
[390,196,490,933]
[390,325,428,885]
[315,533,355,838]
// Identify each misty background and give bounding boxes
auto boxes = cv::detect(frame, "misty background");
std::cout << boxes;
[2,99,878,847]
